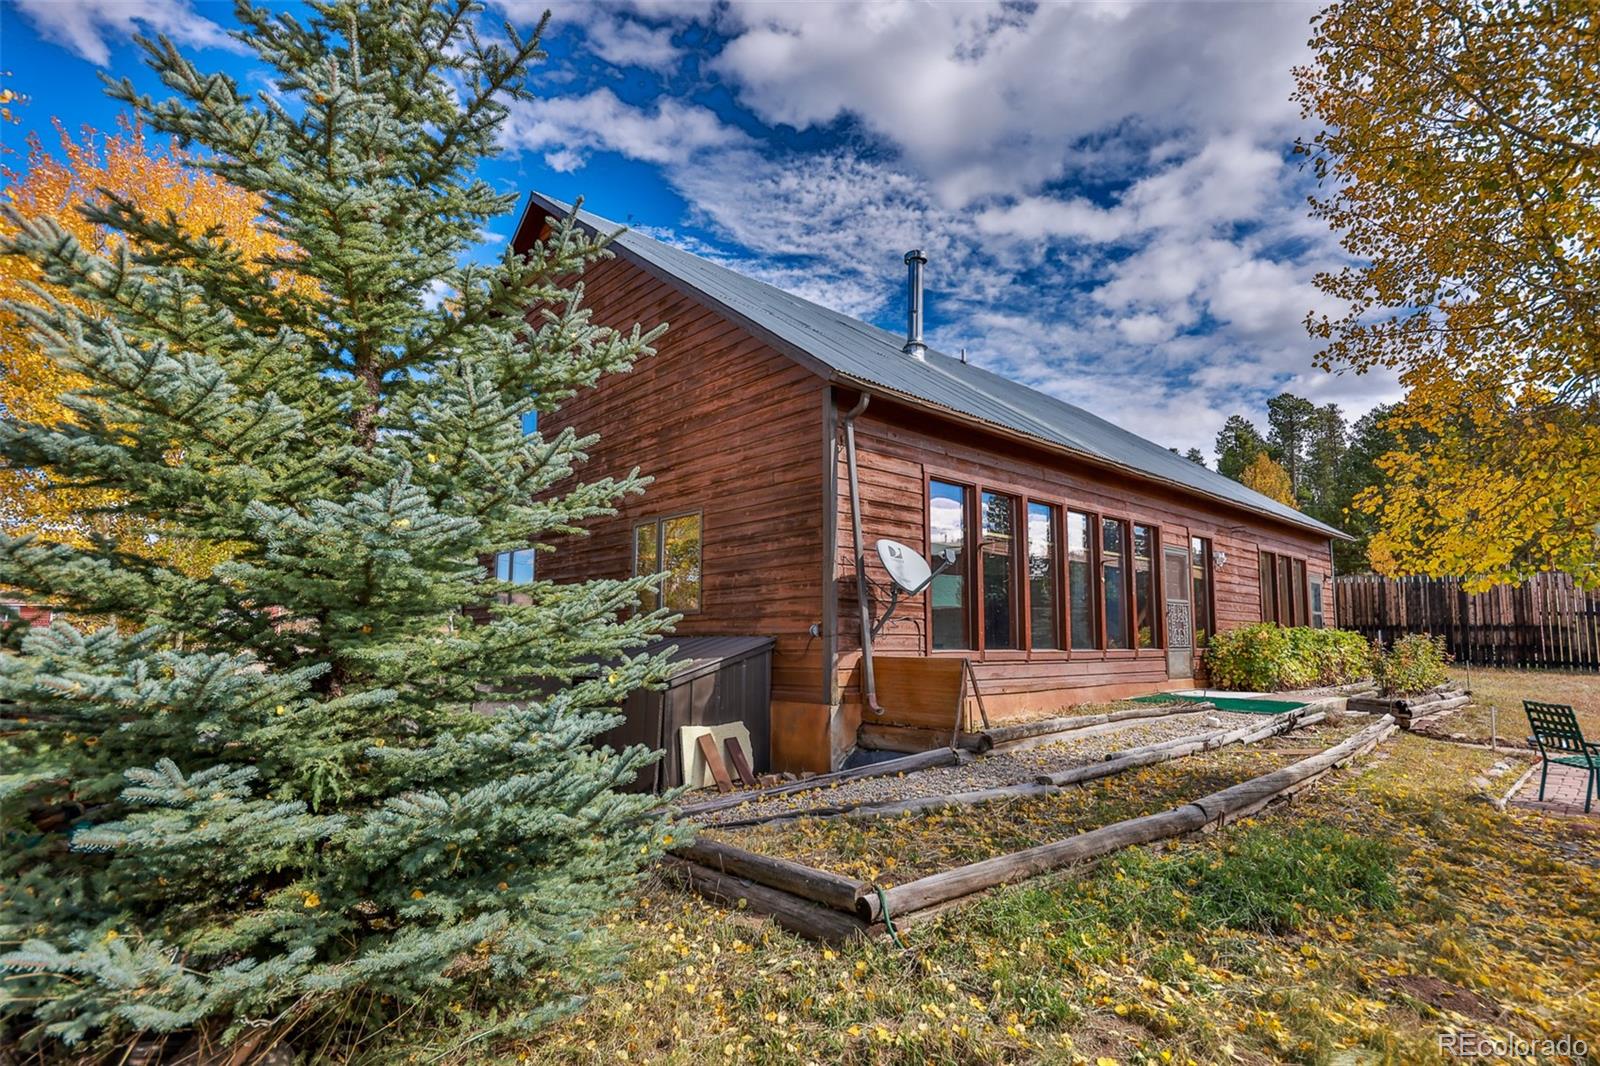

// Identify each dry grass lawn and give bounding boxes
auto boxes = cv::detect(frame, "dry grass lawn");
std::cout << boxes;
[361,705,1600,1066]
[1435,666,1600,745]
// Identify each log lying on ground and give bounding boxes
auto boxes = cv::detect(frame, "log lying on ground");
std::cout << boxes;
[672,837,875,918]
[719,704,1325,829]
[672,747,965,817]
[856,724,991,754]
[878,716,1396,918]
[1400,693,1470,715]
[660,858,879,943]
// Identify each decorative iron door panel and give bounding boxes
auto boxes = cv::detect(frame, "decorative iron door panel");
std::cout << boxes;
[1164,545,1193,678]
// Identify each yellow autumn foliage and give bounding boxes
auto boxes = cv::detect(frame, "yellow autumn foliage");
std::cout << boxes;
[1240,452,1295,508]
[1,119,291,571]
[1296,0,1600,590]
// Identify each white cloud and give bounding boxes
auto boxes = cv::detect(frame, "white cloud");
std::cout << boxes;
[14,0,243,66]
[711,1,1316,206]
[582,11,683,72]
[494,0,1396,454]
[499,88,748,170]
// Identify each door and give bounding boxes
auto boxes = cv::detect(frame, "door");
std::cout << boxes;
[1163,545,1193,678]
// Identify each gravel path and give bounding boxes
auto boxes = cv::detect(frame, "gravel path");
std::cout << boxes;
[698,709,1265,826]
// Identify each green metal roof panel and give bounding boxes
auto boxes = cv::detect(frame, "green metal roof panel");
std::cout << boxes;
[524,193,1346,541]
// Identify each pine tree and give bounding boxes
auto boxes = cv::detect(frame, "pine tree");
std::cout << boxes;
[1265,392,1317,500]
[0,0,675,1051]
[1214,414,1268,480]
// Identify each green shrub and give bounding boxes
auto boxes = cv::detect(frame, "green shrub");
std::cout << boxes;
[1372,633,1451,695]
[1201,623,1371,691]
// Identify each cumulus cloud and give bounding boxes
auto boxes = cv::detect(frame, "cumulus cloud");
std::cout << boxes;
[490,0,1393,454]
[13,0,243,66]
[499,88,748,170]
[711,1,1313,206]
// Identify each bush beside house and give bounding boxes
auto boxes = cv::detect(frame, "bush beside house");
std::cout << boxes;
[1202,623,1371,691]
[1371,634,1451,696]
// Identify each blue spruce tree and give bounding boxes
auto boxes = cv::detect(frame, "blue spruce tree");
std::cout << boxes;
[0,0,678,1052]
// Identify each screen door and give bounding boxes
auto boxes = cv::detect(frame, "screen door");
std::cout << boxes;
[1163,545,1192,678]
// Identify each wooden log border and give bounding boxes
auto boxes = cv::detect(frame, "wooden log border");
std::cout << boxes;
[662,715,1396,942]
[713,702,1327,829]
[878,716,1396,916]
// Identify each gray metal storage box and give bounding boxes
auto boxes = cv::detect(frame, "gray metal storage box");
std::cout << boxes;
[601,635,773,793]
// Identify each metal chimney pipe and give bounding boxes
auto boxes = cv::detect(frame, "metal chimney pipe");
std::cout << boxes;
[903,249,927,359]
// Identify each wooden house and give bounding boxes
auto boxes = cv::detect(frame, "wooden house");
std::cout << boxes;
[512,194,1349,775]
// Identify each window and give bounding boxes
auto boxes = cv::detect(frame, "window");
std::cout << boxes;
[981,491,1017,650]
[1310,577,1325,628]
[1068,511,1096,650]
[1190,537,1214,646]
[1132,524,1157,649]
[1259,550,1310,626]
[1027,502,1060,650]
[633,525,659,610]
[929,480,970,650]
[633,513,702,612]
[494,548,535,584]
[1101,518,1130,649]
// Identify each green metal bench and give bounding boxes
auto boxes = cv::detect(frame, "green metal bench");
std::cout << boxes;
[1524,701,1599,813]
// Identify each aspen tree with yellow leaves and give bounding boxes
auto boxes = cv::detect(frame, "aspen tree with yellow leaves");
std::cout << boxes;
[1240,452,1296,508]
[1296,0,1600,590]
[1,120,289,571]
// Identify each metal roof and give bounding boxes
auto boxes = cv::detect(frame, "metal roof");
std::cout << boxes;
[521,193,1347,541]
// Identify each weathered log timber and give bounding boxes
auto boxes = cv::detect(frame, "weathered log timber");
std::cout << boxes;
[717,705,1324,829]
[660,858,878,943]
[878,717,1396,917]
[672,837,874,918]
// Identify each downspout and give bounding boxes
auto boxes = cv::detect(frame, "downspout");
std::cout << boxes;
[841,391,883,715]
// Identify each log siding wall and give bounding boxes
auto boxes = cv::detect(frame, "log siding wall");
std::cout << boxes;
[533,254,828,721]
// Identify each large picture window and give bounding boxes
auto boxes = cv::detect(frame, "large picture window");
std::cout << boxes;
[633,513,702,612]
[1132,523,1157,649]
[1027,502,1060,650]
[1191,536,1214,645]
[1101,518,1130,649]
[981,491,1017,650]
[929,480,970,650]
[1068,511,1096,650]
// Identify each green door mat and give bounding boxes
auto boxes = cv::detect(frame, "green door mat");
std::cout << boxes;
[1131,693,1306,715]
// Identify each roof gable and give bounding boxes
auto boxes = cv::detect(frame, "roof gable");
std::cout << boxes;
[515,193,1347,542]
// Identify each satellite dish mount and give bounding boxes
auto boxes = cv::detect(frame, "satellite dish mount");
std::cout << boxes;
[872,539,955,638]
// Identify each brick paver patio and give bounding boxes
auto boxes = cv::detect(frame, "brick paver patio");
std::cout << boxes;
[1511,762,1598,818]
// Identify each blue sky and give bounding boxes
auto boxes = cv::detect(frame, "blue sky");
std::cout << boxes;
[1,0,1400,455]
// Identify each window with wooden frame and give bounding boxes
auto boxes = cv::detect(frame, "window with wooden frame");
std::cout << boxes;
[980,491,1018,650]
[633,512,702,612]
[494,548,535,585]
[1101,518,1131,649]
[1191,536,1215,646]
[1132,523,1158,649]
[929,479,972,650]
[1259,550,1310,626]
[1027,502,1062,650]
[1067,510,1097,650]
[1310,575,1325,628]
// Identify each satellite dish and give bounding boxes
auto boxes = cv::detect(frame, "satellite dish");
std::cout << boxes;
[877,539,932,593]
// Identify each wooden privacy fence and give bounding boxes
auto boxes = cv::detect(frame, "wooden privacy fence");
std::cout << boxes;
[1336,572,1600,671]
